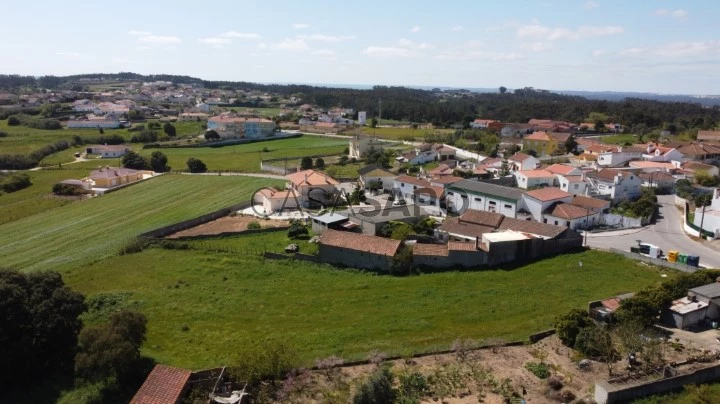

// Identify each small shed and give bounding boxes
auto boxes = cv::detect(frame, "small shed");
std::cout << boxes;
[663,297,709,330]
[310,212,349,234]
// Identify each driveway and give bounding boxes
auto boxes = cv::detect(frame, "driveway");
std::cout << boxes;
[587,195,720,269]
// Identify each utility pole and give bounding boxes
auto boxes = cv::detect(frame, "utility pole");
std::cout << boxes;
[700,203,707,240]
[378,98,382,121]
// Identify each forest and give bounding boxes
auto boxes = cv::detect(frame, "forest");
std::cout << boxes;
[1,73,719,130]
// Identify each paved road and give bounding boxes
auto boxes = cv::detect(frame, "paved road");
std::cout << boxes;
[587,195,720,269]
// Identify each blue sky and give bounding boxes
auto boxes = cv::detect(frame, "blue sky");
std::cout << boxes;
[2,0,720,94]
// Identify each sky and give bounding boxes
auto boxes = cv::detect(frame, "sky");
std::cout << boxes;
[2,0,720,94]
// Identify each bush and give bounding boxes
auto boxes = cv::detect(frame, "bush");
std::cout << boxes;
[204,130,220,141]
[186,157,207,173]
[315,157,325,169]
[547,376,563,391]
[121,151,150,170]
[149,151,170,172]
[229,341,298,385]
[0,130,7,137]
[7,115,20,125]
[1,173,31,193]
[52,183,80,196]
[287,220,309,239]
[353,366,395,404]
[247,221,262,230]
[300,156,313,170]
[130,129,158,143]
[554,309,592,348]
[524,362,550,379]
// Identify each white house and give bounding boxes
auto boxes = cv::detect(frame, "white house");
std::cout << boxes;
[393,175,431,201]
[359,165,396,192]
[514,169,556,189]
[694,188,720,238]
[349,136,384,159]
[285,169,339,208]
[588,169,642,202]
[358,111,367,125]
[397,148,437,165]
[597,146,644,167]
[85,145,130,158]
[545,164,583,176]
[521,187,573,223]
[543,202,600,230]
[642,144,683,162]
[446,179,525,217]
[469,119,498,129]
[507,153,539,171]
[557,175,588,196]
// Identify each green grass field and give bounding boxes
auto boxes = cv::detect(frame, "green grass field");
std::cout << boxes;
[598,133,642,145]
[0,167,96,225]
[138,136,348,172]
[63,246,665,369]
[632,383,720,403]
[0,175,283,272]
[225,107,282,117]
[358,126,455,141]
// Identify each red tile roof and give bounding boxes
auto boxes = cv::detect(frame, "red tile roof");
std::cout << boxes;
[525,131,552,141]
[459,209,505,227]
[508,153,533,162]
[524,187,572,202]
[591,168,631,182]
[570,195,610,210]
[448,241,477,251]
[319,229,401,256]
[544,202,593,220]
[438,217,495,238]
[698,130,720,141]
[131,364,191,404]
[286,169,339,187]
[431,175,463,184]
[517,169,555,178]
[395,175,431,187]
[413,243,449,256]
[545,164,578,176]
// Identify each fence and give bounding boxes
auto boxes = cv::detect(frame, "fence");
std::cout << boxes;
[609,248,698,273]
[603,213,645,228]
[263,251,320,263]
[140,201,252,239]
[676,195,716,239]
[595,363,720,403]
[169,226,289,241]
[142,133,302,149]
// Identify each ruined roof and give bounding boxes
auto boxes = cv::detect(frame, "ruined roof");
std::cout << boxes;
[438,217,495,238]
[130,364,191,404]
[319,229,401,257]
[359,164,395,177]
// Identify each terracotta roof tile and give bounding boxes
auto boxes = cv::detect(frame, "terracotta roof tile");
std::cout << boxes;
[570,195,610,210]
[517,169,555,178]
[508,153,532,162]
[131,364,191,404]
[319,229,401,257]
[524,187,572,202]
[448,241,477,251]
[438,217,495,238]
[498,217,567,238]
[459,210,505,227]
[286,169,339,187]
[395,175,431,187]
[545,164,578,175]
[544,202,593,220]
[413,243,449,256]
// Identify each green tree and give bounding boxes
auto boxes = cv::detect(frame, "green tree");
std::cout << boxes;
[204,130,220,141]
[74,310,148,382]
[595,120,606,132]
[0,269,87,390]
[163,122,176,137]
[287,219,309,239]
[300,156,313,170]
[499,86,507,94]
[186,157,207,173]
[149,151,170,172]
[353,366,395,404]
[554,309,592,348]
[564,135,578,154]
[370,117,378,128]
[7,115,20,126]
[121,151,149,170]
[315,157,325,169]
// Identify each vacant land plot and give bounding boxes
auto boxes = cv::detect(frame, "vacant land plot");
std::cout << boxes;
[138,135,348,172]
[357,126,455,140]
[64,247,665,370]
[0,175,283,272]
[0,167,94,225]
[167,215,289,238]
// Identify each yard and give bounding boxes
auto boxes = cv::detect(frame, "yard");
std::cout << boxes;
[355,126,455,141]
[137,135,348,172]
[0,174,284,272]
[63,246,665,370]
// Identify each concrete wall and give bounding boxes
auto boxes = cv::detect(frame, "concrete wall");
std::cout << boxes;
[318,244,393,272]
[447,191,518,217]
[609,248,698,273]
[595,364,720,404]
[603,213,644,228]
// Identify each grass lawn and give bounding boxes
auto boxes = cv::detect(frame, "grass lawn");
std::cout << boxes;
[632,383,720,403]
[0,167,95,225]
[598,133,641,145]
[0,175,283,272]
[225,107,282,117]
[359,126,454,141]
[138,135,348,172]
[64,247,666,370]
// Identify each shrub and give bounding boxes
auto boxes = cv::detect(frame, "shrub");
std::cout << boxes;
[287,220,309,239]
[52,183,80,196]
[204,130,220,141]
[524,362,550,379]
[353,366,395,404]
[186,157,207,173]
[7,115,20,125]
[247,221,262,230]
[0,130,7,137]
[122,151,150,170]
[118,237,151,255]
[547,376,563,391]
[397,370,429,403]
[315,157,325,169]
[229,341,299,385]
[300,156,313,170]
[554,309,592,348]
[1,173,31,193]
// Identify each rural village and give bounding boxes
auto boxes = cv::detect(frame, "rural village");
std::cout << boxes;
[3,71,720,404]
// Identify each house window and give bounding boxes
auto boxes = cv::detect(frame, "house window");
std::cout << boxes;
[566,221,571,227]
[460,195,467,199]
[543,218,548,223]
[474,197,482,202]
[504,204,512,209]
[573,184,579,189]
[489,201,497,206]
[401,183,405,187]
[554,220,559,225]
[562,183,567,188]
[448,191,454,196]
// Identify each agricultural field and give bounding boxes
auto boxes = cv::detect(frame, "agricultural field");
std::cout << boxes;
[597,133,641,145]
[63,246,665,370]
[0,175,283,272]
[0,167,93,225]
[225,107,282,117]
[357,126,455,141]
[137,135,348,172]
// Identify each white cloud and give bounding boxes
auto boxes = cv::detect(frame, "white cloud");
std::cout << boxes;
[198,37,232,46]
[311,49,336,56]
[364,46,414,57]
[397,38,434,50]
[464,40,484,48]
[583,1,598,9]
[620,47,647,55]
[451,25,464,32]
[128,30,151,36]
[221,31,261,39]
[517,24,623,40]
[521,42,549,52]
[292,23,310,29]
[410,26,421,33]
[56,52,82,57]
[298,34,356,42]
[136,46,152,51]
[435,50,525,61]
[619,40,720,58]
[655,9,688,20]
[592,49,606,56]
[111,57,132,64]
[270,38,309,51]
[257,43,267,49]
[138,35,181,44]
